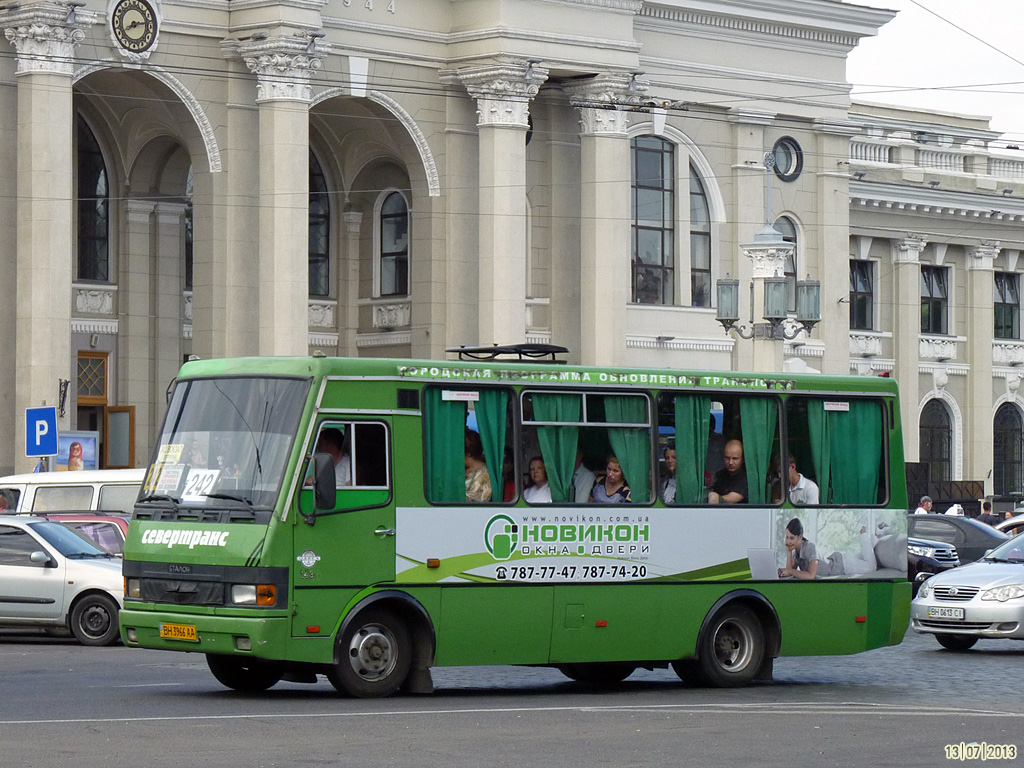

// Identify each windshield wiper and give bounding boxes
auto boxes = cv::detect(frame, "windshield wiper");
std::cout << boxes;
[138,493,180,506]
[984,556,1012,563]
[203,492,254,509]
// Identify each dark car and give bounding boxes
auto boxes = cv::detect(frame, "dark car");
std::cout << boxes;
[907,514,1009,564]
[907,536,959,595]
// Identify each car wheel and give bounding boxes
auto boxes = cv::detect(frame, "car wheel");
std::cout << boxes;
[557,662,636,685]
[69,593,120,646]
[936,634,978,652]
[206,655,283,693]
[325,607,411,698]
[691,604,765,688]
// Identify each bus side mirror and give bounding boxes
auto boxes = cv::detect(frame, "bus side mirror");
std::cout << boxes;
[313,453,337,511]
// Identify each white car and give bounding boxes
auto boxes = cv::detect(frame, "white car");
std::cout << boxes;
[910,534,1024,651]
[0,516,123,646]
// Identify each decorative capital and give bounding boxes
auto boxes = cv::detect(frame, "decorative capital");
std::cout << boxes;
[239,36,326,104]
[741,242,794,279]
[1,4,99,76]
[565,72,647,136]
[892,235,927,264]
[440,63,548,128]
[968,241,1000,270]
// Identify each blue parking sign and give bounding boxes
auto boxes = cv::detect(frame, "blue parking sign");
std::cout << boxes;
[26,406,58,457]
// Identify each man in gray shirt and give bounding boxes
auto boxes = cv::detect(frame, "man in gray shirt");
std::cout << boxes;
[787,459,819,505]
[572,449,596,503]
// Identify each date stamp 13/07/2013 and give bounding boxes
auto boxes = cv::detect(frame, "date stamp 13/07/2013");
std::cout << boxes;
[945,743,1017,761]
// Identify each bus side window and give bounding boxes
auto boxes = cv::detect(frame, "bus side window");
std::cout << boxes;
[424,387,513,504]
[314,422,390,490]
[784,397,887,505]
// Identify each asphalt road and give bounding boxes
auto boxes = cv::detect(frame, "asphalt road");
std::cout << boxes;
[2,625,1022,768]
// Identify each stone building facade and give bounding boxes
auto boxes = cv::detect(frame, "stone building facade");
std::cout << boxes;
[1,0,1022,499]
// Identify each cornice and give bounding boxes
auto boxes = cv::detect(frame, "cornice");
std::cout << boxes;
[541,0,642,13]
[851,181,1024,224]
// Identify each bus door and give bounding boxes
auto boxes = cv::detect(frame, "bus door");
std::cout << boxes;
[292,419,393,637]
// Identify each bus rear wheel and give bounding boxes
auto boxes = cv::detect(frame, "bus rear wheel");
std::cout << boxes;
[557,662,636,686]
[689,604,765,688]
[936,633,978,651]
[206,655,283,693]
[326,607,411,698]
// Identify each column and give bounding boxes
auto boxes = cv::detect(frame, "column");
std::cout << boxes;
[443,64,547,348]
[120,200,156,456]
[966,242,998,494]
[565,73,641,367]
[341,206,362,356]
[728,111,777,373]
[3,5,97,470]
[241,38,325,356]
[153,203,185,441]
[893,236,926,462]
[814,120,861,374]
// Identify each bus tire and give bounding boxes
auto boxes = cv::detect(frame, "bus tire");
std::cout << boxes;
[69,593,120,646]
[694,604,765,688]
[936,634,978,652]
[206,655,283,693]
[557,662,636,686]
[326,607,411,698]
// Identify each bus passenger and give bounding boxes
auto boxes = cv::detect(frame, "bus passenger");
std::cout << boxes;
[591,456,631,504]
[523,456,552,503]
[464,430,492,502]
[316,428,351,486]
[572,449,596,503]
[661,444,676,503]
[787,459,819,505]
[708,439,747,504]
[779,517,877,579]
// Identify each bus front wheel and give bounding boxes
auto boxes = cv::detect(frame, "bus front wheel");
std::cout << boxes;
[326,607,411,698]
[689,604,765,688]
[206,655,283,693]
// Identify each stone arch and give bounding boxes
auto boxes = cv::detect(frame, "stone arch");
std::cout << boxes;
[312,87,439,197]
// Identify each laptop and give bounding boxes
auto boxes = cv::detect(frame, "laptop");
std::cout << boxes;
[747,548,780,580]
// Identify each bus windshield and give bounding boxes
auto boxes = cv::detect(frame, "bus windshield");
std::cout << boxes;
[143,376,310,510]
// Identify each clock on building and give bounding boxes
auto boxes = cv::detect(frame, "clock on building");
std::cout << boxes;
[111,0,157,53]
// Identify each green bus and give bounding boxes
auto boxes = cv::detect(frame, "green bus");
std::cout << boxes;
[119,354,911,697]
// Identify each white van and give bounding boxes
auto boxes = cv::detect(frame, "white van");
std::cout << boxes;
[0,468,144,515]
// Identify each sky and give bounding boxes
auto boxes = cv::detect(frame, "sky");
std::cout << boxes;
[846,0,1024,143]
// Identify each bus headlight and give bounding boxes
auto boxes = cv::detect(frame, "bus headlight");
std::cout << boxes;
[126,578,141,598]
[231,584,276,606]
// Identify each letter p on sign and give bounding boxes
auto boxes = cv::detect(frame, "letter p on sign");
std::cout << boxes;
[26,407,58,457]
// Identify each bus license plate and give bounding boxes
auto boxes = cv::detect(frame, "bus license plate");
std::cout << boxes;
[160,622,198,641]
[927,607,964,620]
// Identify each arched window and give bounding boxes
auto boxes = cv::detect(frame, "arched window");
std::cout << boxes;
[994,403,1024,495]
[77,117,109,282]
[631,136,675,305]
[309,151,330,297]
[920,400,952,483]
[774,216,797,312]
[689,165,711,308]
[377,191,409,297]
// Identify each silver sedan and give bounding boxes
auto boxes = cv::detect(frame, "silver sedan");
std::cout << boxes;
[910,534,1024,650]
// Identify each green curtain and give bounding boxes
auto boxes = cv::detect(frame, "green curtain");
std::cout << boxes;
[533,393,580,503]
[475,389,508,498]
[806,401,831,504]
[739,398,778,505]
[674,395,710,503]
[605,396,651,503]
[829,400,883,504]
[424,388,467,502]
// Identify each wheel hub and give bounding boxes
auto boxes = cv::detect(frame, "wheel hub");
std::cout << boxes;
[347,625,396,681]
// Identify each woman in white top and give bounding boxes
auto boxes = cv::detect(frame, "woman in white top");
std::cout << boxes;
[523,456,552,503]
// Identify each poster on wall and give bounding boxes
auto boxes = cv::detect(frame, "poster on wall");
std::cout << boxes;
[56,431,99,471]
